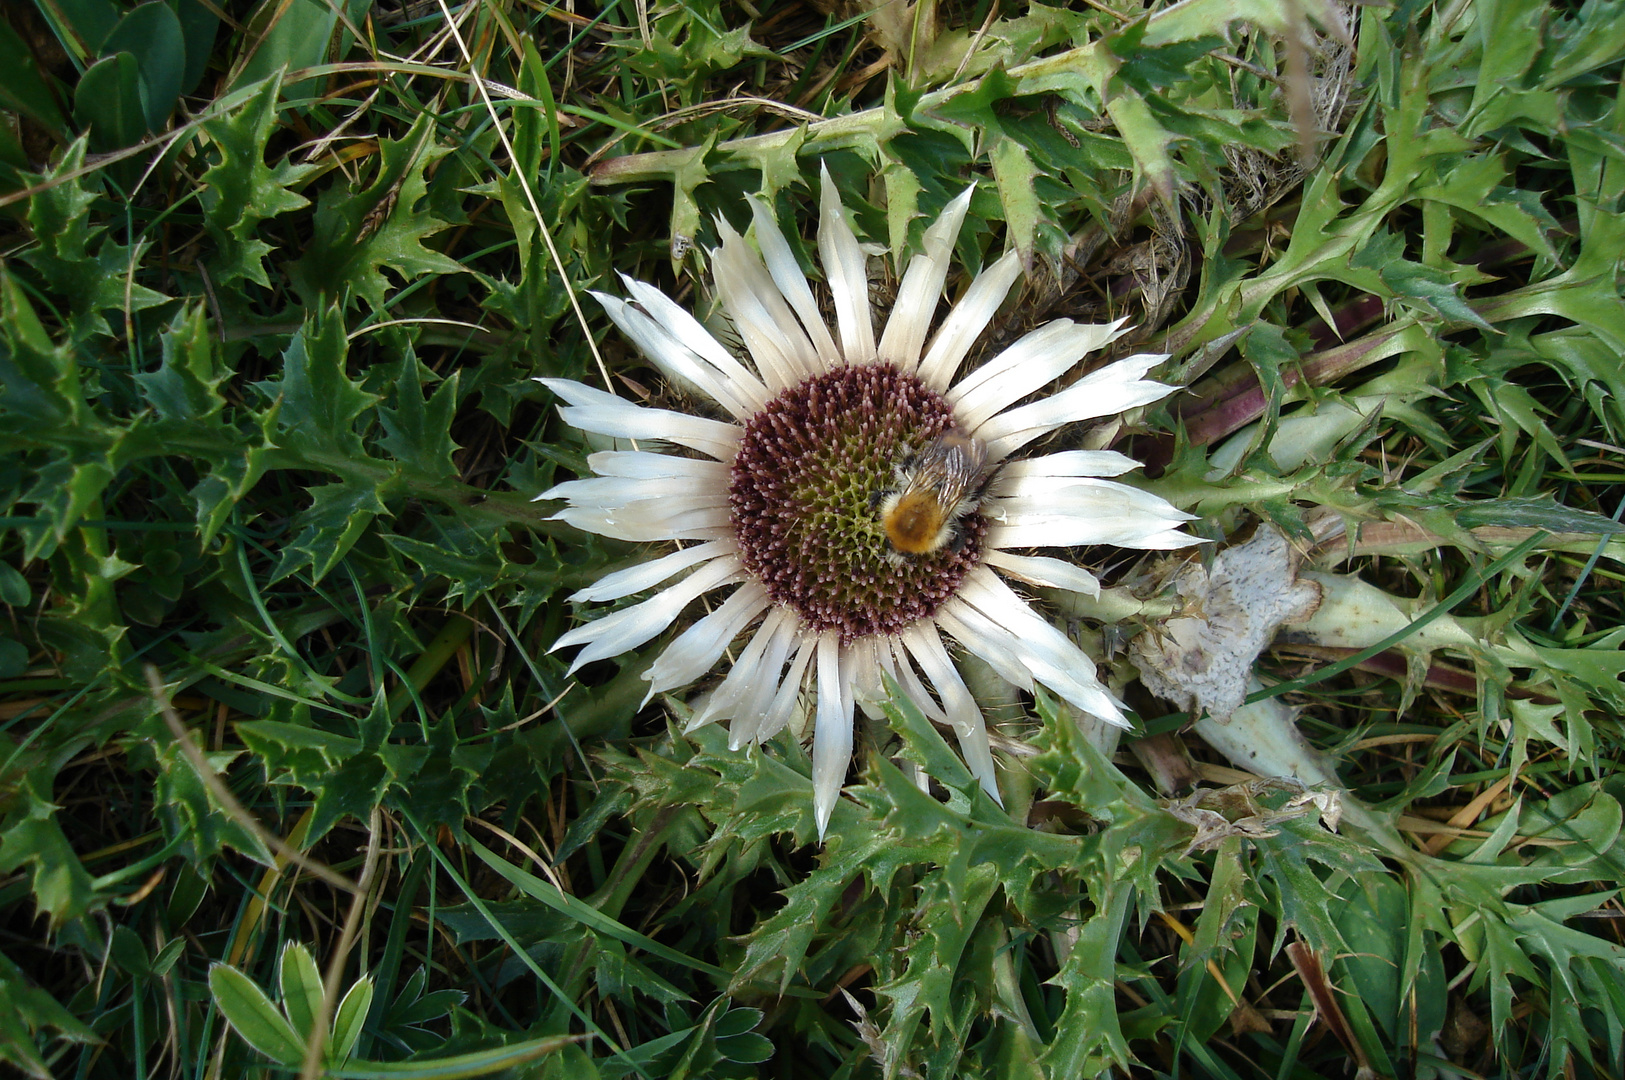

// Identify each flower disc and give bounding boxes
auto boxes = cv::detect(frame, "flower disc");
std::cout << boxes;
[728,364,987,643]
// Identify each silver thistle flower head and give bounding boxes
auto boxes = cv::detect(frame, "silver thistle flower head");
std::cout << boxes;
[538,164,1197,838]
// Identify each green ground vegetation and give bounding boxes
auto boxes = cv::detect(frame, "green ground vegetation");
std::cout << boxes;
[2,0,1625,1075]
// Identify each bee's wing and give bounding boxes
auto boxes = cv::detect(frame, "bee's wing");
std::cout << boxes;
[922,436,990,504]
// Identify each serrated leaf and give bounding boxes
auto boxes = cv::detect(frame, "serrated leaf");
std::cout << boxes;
[143,714,276,866]
[0,949,98,1079]
[1455,495,1625,535]
[593,939,690,1005]
[1039,878,1134,1077]
[307,752,390,843]
[0,271,89,427]
[17,142,167,335]
[1099,80,1175,205]
[988,133,1039,266]
[733,852,862,994]
[0,790,99,926]
[383,523,513,603]
[877,674,975,794]
[209,963,305,1066]
[881,158,921,266]
[1350,230,1494,329]
[261,311,379,460]
[378,355,462,481]
[192,400,280,544]
[1518,629,1625,711]
[1254,815,1383,956]
[136,304,227,423]
[921,64,1014,154]
[1417,155,1559,261]
[18,455,117,560]
[874,862,999,1064]
[287,113,466,310]
[200,73,315,289]
[272,480,390,584]
[238,719,367,785]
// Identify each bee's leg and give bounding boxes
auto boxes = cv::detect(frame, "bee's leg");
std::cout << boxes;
[868,488,891,511]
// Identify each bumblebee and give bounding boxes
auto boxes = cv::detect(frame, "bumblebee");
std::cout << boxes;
[874,428,995,558]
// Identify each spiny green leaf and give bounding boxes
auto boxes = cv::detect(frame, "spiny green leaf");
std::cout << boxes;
[191,399,280,544]
[287,113,466,311]
[200,72,316,289]
[0,799,99,927]
[1455,495,1625,535]
[135,305,228,423]
[308,752,390,843]
[260,310,379,460]
[272,480,391,584]
[238,719,368,785]
[877,673,975,795]
[1040,878,1134,1077]
[378,354,462,481]
[1349,229,1495,329]
[383,522,517,603]
[988,133,1040,267]
[0,271,90,428]
[874,863,999,1067]
[36,529,135,660]
[1254,814,1384,956]
[139,712,276,866]
[0,949,98,1079]
[1416,154,1560,261]
[16,141,167,335]
[881,158,921,266]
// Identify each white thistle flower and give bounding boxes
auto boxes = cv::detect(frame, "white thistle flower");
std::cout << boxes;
[539,165,1198,838]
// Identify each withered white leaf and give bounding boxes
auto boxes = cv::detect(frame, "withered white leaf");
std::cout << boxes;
[1131,524,1322,722]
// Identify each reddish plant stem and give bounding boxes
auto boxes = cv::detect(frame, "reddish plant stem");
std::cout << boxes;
[1272,644,1560,704]
[1134,216,1575,471]
[1135,320,1411,473]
